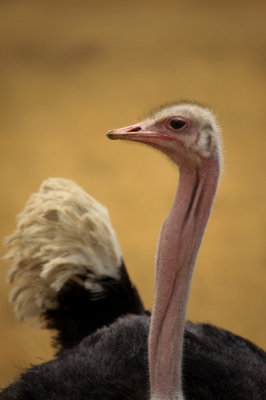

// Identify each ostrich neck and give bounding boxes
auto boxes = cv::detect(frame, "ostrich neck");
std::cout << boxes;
[149,158,220,400]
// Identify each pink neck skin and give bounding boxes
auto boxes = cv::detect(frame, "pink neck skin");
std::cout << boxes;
[149,157,220,400]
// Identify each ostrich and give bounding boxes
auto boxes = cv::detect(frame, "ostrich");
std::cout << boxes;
[1,101,266,400]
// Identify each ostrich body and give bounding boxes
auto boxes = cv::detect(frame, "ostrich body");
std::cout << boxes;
[1,102,266,399]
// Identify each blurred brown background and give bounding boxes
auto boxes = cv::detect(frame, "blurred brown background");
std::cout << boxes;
[0,0,266,388]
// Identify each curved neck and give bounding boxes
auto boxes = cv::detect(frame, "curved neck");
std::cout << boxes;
[149,158,220,400]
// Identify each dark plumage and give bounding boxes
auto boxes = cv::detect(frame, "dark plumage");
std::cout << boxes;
[2,319,266,399]
[45,260,145,354]
[0,316,150,400]
[183,323,266,399]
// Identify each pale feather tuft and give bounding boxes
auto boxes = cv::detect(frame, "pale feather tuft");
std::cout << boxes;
[3,178,122,321]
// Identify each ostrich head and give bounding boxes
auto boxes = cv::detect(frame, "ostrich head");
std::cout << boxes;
[107,101,221,166]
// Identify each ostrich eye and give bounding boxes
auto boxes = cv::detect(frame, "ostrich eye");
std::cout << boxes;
[169,118,187,130]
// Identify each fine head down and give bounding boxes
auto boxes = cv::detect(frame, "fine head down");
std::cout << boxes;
[107,100,222,400]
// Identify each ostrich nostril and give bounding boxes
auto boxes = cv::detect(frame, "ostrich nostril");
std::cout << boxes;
[127,126,141,132]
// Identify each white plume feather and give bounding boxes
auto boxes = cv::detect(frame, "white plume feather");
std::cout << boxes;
[3,178,122,321]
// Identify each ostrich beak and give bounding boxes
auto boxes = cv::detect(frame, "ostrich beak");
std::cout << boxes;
[106,123,148,141]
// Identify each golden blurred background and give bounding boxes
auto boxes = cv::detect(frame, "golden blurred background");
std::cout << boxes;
[0,0,266,388]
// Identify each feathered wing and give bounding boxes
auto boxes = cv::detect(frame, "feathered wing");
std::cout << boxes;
[3,178,145,353]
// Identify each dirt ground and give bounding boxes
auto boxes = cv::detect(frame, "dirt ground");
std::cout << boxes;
[0,0,266,388]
